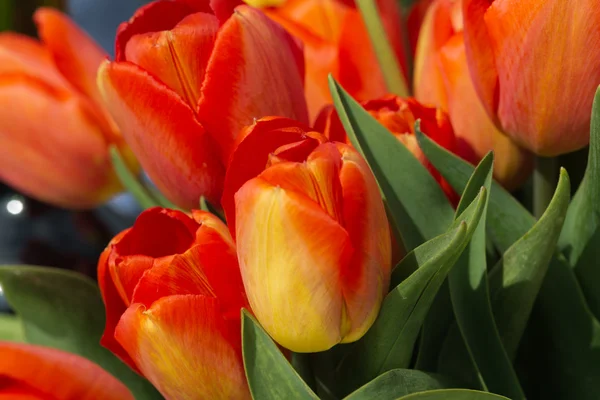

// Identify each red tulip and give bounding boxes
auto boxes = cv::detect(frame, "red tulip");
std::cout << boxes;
[315,95,461,203]
[98,207,250,400]
[0,9,136,208]
[0,342,133,400]
[413,0,533,189]
[463,0,600,156]
[98,0,308,209]
[247,0,407,121]
[223,117,391,352]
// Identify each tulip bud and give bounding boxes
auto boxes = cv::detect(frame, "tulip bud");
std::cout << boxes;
[98,207,251,400]
[463,0,600,156]
[223,117,391,352]
[0,9,136,208]
[98,0,308,209]
[413,0,533,189]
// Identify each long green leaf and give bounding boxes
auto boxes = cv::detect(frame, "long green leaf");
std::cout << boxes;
[0,266,162,400]
[446,153,524,398]
[343,369,458,400]
[335,188,486,395]
[398,389,510,400]
[0,313,25,342]
[329,77,453,251]
[242,310,319,400]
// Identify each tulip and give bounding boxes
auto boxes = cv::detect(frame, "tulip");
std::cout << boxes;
[223,117,391,352]
[413,0,533,189]
[0,342,133,400]
[462,0,600,156]
[98,0,308,209]
[98,207,250,400]
[0,9,136,208]
[315,95,461,203]
[246,0,407,121]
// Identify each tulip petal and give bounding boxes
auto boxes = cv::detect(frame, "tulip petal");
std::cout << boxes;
[124,12,219,108]
[235,177,354,352]
[0,74,118,208]
[34,8,108,106]
[98,61,225,208]
[0,342,133,400]
[198,5,308,160]
[115,295,249,400]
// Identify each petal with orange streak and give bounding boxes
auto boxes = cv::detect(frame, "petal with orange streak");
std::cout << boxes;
[98,61,224,208]
[438,32,533,189]
[0,342,133,400]
[34,8,108,106]
[485,0,600,155]
[115,296,250,400]
[124,13,219,108]
[0,74,117,208]
[198,5,308,161]
[235,176,353,352]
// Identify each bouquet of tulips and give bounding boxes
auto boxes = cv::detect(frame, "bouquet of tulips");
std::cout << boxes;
[1,0,599,399]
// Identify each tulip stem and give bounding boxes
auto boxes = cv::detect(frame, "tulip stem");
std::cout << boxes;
[109,145,159,210]
[533,156,558,218]
[355,0,409,97]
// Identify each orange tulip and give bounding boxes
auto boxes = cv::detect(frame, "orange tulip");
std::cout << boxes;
[315,95,461,203]
[98,207,250,400]
[0,342,133,400]
[0,9,135,208]
[98,0,308,209]
[223,117,391,352]
[247,0,407,121]
[413,0,533,189]
[462,0,600,156]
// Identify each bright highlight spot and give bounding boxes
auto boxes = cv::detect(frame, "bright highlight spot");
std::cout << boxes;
[6,199,24,215]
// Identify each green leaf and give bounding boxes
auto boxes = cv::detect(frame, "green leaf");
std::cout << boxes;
[343,369,458,400]
[0,266,162,400]
[397,389,510,400]
[445,153,524,399]
[329,77,453,251]
[0,313,25,342]
[199,196,226,222]
[335,188,487,395]
[241,310,319,400]
[559,86,600,319]
[109,145,158,210]
[489,168,570,358]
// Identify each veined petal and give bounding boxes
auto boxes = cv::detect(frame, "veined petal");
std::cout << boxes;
[198,5,308,161]
[235,177,353,352]
[115,296,250,400]
[98,61,225,208]
[34,8,108,106]
[0,342,133,400]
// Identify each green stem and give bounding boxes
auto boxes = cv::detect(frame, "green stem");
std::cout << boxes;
[355,0,409,97]
[533,156,558,218]
[109,145,159,210]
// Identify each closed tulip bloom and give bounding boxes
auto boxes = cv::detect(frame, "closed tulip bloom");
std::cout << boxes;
[463,0,600,156]
[316,95,460,203]
[0,9,135,208]
[246,0,407,120]
[413,0,532,189]
[98,207,250,400]
[98,0,308,209]
[224,117,391,352]
[0,342,133,400]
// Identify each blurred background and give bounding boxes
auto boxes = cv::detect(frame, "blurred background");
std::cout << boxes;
[0,0,150,311]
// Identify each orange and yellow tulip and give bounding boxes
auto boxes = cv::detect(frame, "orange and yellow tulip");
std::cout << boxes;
[98,207,250,400]
[98,0,308,209]
[0,341,133,400]
[315,95,461,203]
[247,0,407,120]
[413,0,533,189]
[462,0,600,156]
[223,117,391,352]
[0,9,135,208]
